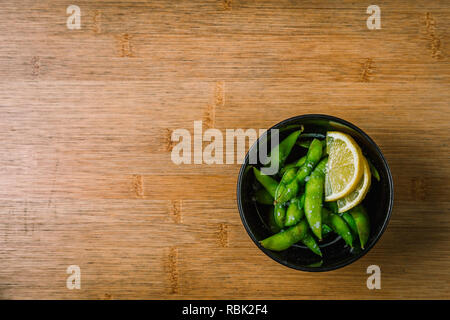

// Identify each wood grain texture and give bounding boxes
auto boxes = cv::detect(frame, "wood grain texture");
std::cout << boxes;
[0,0,449,299]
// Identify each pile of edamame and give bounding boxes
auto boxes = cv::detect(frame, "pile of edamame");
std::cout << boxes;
[252,129,376,257]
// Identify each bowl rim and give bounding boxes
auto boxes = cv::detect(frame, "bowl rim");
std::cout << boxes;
[236,114,394,272]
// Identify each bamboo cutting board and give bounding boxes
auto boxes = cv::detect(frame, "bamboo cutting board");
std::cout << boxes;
[0,0,449,299]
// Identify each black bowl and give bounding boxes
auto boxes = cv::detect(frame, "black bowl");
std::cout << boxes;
[237,114,394,272]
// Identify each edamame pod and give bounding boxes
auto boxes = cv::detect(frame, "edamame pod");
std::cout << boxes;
[325,201,339,214]
[296,155,307,167]
[301,231,322,256]
[297,133,326,140]
[284,194,305,227]
[280,163,296,176]
[297,140,312,149]
[274,167,299,205]
[322,208,353,247]
[279,167,298,185]
[267,207,281,234]
[253,167,278,198]
[322,224,333,236]
[274,180,299,205]
[279,156,307,176]
[273,203,286,229]
[307,260,323,267]
[340,212,358,238]
[297,139,326,150]
[268,129,302,172]
[254,189,274,205]
[367,158,381,182]
[304,157,328,240]
[260,219,309,251]
[349,205,370,248]
[275,139,323,203]
[295,139,323,184]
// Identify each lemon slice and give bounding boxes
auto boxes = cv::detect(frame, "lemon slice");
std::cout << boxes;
[336,156,371,213]
[325,131,363,201]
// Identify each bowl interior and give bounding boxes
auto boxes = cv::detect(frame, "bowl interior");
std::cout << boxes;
[237,115,393,271]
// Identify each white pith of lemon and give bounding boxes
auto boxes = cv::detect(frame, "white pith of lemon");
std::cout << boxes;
[336,156,371,213]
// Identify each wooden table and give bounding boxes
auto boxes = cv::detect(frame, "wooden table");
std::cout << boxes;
[0,0,449,299]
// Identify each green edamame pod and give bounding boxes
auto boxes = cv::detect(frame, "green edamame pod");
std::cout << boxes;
[299,193,305,206]
[253,167,278,198]
[301,231,322,257]
[322,208,353,247]
[307,260,323,267]
[284,194,305,227]
[254,189,274,205]
[279,156,307,176]
[296,155,307,167]
[367,158,381,182]
[280,162,296,175]
[322,224,333,236]
[260,219,309,251]
[273,203,286,229]
[267,206,281,234]
[295,139,323,184]
[279,167,298,185]
[304,157,328,240]
[331,214,353,247]
[275,140,323,204]
[297,140,312,148]
[325,201,339,214]
[297,133,326,140]
[268,129,302,172]
[274,179,299,205]
[274,167,298,206]
[279,124,304,133]
[297,139,326,150]
[349,205,370,249]
[340,212,358,238]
